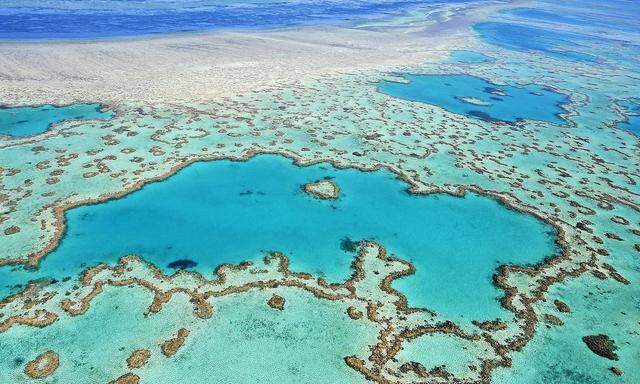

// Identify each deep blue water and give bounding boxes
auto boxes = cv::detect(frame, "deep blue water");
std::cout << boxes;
[479,2,640,65]
[0,0,455,40]
[617,99,640,135]
[518,1,640,34]
[0,155,556,322]
[377,73,568,124]
[0,104,113,137]
[473,22,600,63]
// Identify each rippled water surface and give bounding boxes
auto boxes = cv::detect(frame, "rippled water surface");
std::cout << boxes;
[0,0,453,39]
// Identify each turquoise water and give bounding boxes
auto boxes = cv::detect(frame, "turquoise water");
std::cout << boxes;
[377,74,568,124]
[0,285,375,383]
[396,332,487,378]
[0,104,112,137]
[493,274,640,384]
[143,288,375,383]
[0,155,556,322]
[446,50,492,64]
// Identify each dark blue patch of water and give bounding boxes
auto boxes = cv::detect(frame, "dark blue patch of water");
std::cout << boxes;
[474,22,600,63]
[167,259,199,270]
[616,99,640,135]
[377,73,569,124]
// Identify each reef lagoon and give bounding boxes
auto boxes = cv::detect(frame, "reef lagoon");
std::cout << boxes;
[0,154,556,325]
[377,73,569,124]
[1,0,639,383]
[0,103,112,137]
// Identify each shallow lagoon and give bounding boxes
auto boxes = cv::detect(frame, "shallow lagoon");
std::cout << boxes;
[0,103,112,137]
[0,285,375,383]
[1,154,557,323]
[377,73,568,124]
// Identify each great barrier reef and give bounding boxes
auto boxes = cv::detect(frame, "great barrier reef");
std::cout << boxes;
[0,0,638,383]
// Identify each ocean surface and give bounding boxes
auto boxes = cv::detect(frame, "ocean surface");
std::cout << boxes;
[0,0,458,40]
[473,22,601,63]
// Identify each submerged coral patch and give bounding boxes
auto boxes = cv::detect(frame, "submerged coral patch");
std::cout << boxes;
[161,328,190,357]
[303,178,340,199]
[340,237,360,253]
[126,349,150,369]
[24,350,59,379]
[582,335,619,361]
[167,259,198,270]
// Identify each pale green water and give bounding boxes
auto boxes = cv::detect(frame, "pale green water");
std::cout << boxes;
[0,285,376,383]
